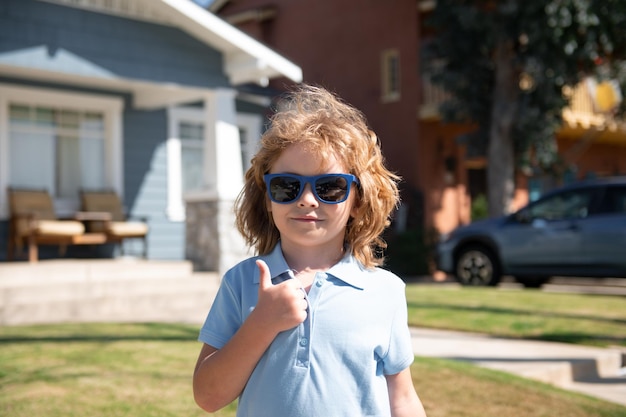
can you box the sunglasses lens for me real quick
[315,176,349,202]
[268,176,302,203]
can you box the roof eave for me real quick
[154,0,302,85]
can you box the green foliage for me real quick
[384,227,438,277]
[471,193,489,220]
[424,0,626,171]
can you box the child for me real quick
[193,84,428,417]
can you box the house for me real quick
[211,0,626,246]
[0,0,302,274]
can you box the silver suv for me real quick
[435,177,626,287]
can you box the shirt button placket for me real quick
[295,272,328,368]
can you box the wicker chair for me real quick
[80,190,149,258]
[7,188,107,262]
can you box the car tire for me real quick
[514,276,550,288]
[454,245,501,286]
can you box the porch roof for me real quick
[0,0,302,108]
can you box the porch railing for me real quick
[420,76,624,132]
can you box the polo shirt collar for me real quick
[326,253,368,290]
[254,242,368,290]
[253,243,292,284]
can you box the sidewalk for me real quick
[410,327,626,407]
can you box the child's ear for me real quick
[349,196,361,218]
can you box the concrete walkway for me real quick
[410,327,626,407]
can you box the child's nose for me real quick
[297,183,319,206]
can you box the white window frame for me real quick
[0,83,123,218]
[237,113,263,172]
[166,107,263,222]
[166,106,206,222]
[381,49,401,103]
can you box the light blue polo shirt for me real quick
[198,243,414,417]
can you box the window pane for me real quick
[60,110,80,129]
[604,187,626,214]
[180,121,204,192]
[35,107,56,127]
[180,122,204,141]
[57,135,81,198]
[239,127,249,171]
[9,131,55,191]
[9,105,30,124]
[82,112,104,132]
[181,147,203,192]
[530,191,592,220]
[81,137,105,189]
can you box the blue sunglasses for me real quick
[264,173,359,204]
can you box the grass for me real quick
[1,322,624,417]
[405,285,626,347]
[1,285,625,417]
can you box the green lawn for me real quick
[405,285,626,347]
[1,285,625,417]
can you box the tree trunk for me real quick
[487,40,518,217]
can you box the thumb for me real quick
[256,259,272,290]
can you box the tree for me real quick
[424,0,626,216]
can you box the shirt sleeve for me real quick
[198,275,243,349]
[382,285,415,375]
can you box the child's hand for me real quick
[253,259,308,335]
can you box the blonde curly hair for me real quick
[235,84,400,269]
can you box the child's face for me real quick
[267,142,357,252]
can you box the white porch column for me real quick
[202,89,249,275]
[204,89,244,198]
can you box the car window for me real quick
[528,189,593,221]
[601,186,626,214]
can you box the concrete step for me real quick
[0,258,194,284]
[0,260,220,325]
[411,327,626,406]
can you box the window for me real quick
[237,113,262,172]
[602,186,626,214]
[166,105,262,222]
[381,49,401,102]
[528,190,593,221]
[179,121,204,193]
[9,104,105,198]
[166,107,205,221]
[0,84,123,218]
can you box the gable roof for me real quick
[151,0,302,85]
[34,0,302,86]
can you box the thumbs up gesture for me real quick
[254,260,308,335]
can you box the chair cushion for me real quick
[107,221,148,237]
[32,220,85,236]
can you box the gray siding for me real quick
[124,108,185,260]
[0,0,230,88]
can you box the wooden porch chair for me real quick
[7,187,106,262]
[80,190,149,258]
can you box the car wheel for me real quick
[514,276,550,288]
[454,245,501,286]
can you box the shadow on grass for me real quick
[408,302,626,346]
[407,301,626,325]
[530,332,626,346]
[0,322,201,344]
